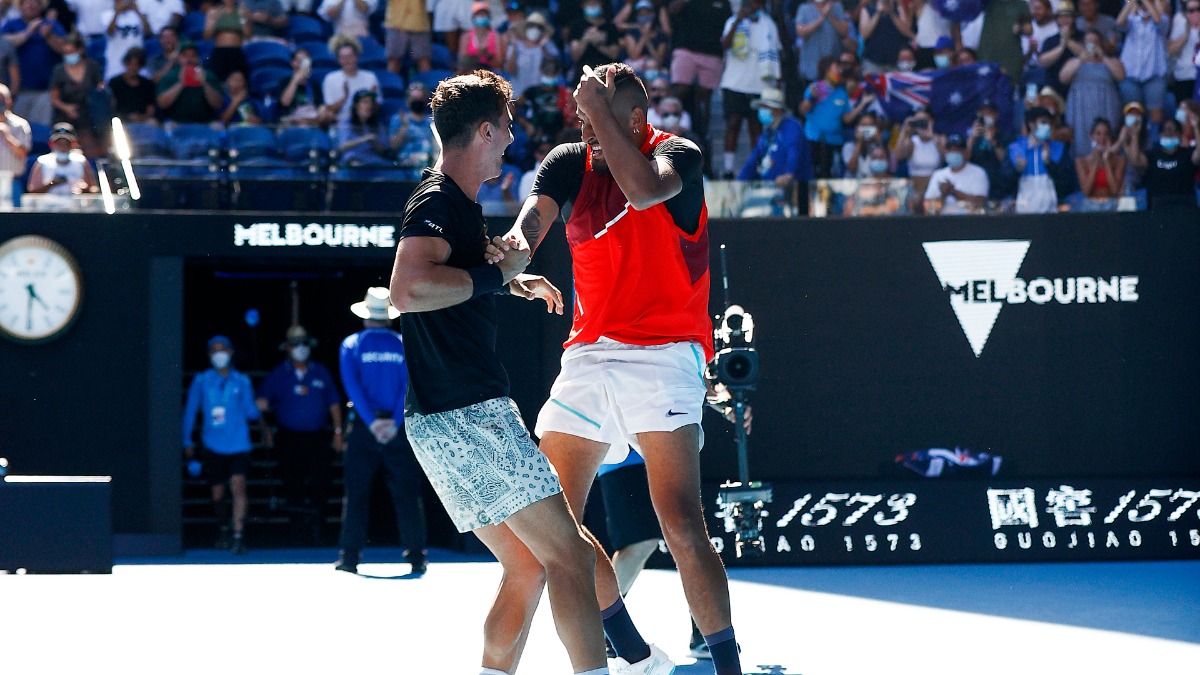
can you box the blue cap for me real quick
[207,335,232,351]
[934,36,954,52]
[945,133,966,148]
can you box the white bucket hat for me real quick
[751,87,787,111]
[350,287,401,320]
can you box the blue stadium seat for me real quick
[29,122,50,153]
[375,70,405,101]
[378,98,403,124]
[144,37,162,61]
[229,156,298,179]
[250,67,292,97]
[311,67,335,91]
[226,125,278,159]
[195,40,214,60]
[124,122,171,158]
[86,36,106,63]
[244,41,292,70]
[298,42,337,70]
[181,11,206,40]
[430,44,453,70]
[412,69,454,92]
[170,124,223,160]
[358,36,387,71]
[277,126,332,163]
[286,14,328,44]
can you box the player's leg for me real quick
[638,425,741,675]
[612,539,659,595]
[502,493,607,674]
[471,523,547,674]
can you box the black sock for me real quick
[705,627,741,675]
[601,598,651,663]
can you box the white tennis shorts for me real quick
[534,339,707,464]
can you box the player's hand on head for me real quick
[574,65,615,116]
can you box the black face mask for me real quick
[409,100,426,115]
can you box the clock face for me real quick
[0,235,83,343]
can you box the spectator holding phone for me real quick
[155,41,224,124]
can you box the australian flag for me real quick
[929,0,985,23]
[865,63,1013,137]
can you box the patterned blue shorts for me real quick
[405,397,562,532]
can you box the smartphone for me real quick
[183,65,200,87]
[911,118,929,130]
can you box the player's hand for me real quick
[495,242,531,282]
[720,403,752,434]
[511,274,564,314]
[574,65,615,118]
[485,235,524,263]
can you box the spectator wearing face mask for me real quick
[738,87,810,193]
[846,145,903,214]
[506,12,559,96]
[460,1,506,71]
[1076,117,1126,207]
[968,102,1017,200]
[256,326,344,546]
[183,335,263,554]
[860,0,913,73]
[717,0,780,178]
[26,123,98,194]
[911,0,952,70]
[1062,29,1124,157]
[895,45,918,72]
[844,112,885,177]
[1010,107,1068,212]
[800,56,850,178]
[647,93,693,134]
[1115,100,1150,184]
[931,35,955,70]
[390,81,437,179]
[516,58,571,138]
[1132,117,1200,209]
[894,109,943,204]
[569,0,622,81]
[622,0,670,74]
[923,133,989,213]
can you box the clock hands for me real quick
[26,283,49,309]
[25,283,49,331]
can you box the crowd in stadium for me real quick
[0,0,1198,212]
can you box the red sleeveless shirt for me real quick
[562,125,714,361]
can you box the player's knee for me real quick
[658,512,710,555]
[543,530,595,578]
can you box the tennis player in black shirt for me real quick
[389,70,611,675]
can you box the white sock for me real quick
[479,669,508,675]
[723,151,735,172]
[574,669,609,675]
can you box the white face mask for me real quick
[55,150,71,162]
[291,345,311,362]
[210,351,231,369]
[897,60,916,72]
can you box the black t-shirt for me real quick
[670,0,731,56]
[1039,34,1072,98]
[568,20,623,77]
[531,137,705,236]
[1144,146,1198,204]
[108,74,156,118]
[398,169,511,416]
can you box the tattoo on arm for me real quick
[519,204,543,250]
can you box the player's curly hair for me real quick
[431,70,513,149]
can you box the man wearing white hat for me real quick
[739,86,810,193]
[257,325,344,545]
[334,287,428,575]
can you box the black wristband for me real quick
[468,264,505,298]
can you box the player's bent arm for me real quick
[389,236,477,313]
[504,194,561,255]
[587,104,683,210]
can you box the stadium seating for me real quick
[181,11,206,40]
[124,123,171,159]
[298,42,337,70]
[412,69,454,93]
[144,37,162,61]
[357,36,387,71]
[29,123,50,154]
[170,124,223,161]
[226,126,279,160]
[430,44,453,71]
[278,126,333,164]
[244,41,293,71]
[378,99,404,124]
[286,14,329,44]
[375,70,405,101]
[250,67,292,97]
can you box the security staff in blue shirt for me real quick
[183,335,263,553]
[257,325,344,544]
[335,287,428,574]
[739,87,811,211]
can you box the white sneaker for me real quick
[610,644,675,675]
[687,640,711,660]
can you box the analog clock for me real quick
[0,235,83,343]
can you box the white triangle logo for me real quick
[923,240,1031,357]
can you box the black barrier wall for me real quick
[0,211,1196,560]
